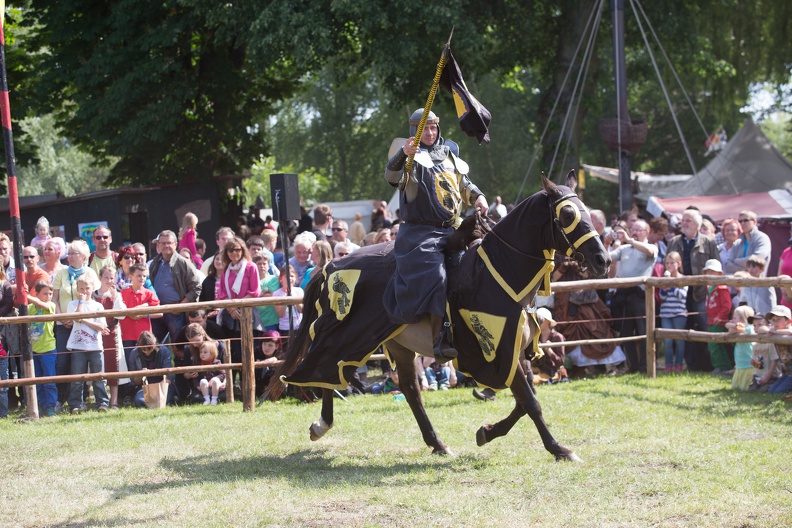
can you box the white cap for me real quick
[766,305,792,320]
[536,307,557,326]
[703,259,723,273]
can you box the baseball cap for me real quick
[536,307,557,326]
[766,305,791,320]
[702,259,723,273]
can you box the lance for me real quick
[403,28,454,176]
[0,5,38,419]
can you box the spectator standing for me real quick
[312,204,333,242]
[115,245,154,291]
[533,307,568,384]
[21,246,50,298]
[39,239,65,281]
[704,259,732,374]
[178,212,203,268]
[667,209,720,371]
[749,315,780,391]
[607,219,658,373]
[149,230,202,344]
[52,240,100,410]
[200,226,235,275]
[119,263,162,370]
[88,226,117,277]
[330,220,360,251]
[66,276,109,414]
[93,265,126,409]
[0,232,16,284]
[273,267,303,339]
[301,240,333,289]
[349,213,366,246]
[27,281,58,417]
[30,216,52,250]
[0,332,10,418]
[289,233,315,285]
[739,256,776,315]
[217,237,262,374]
[776,225,792,312]
[725,210,772,276]
[658,251,687,373]
[718,218,743,266]
[255,255,280,332]
[260,229,281,274]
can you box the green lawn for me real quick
[2,373,790,527]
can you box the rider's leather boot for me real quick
[433,319,458,364]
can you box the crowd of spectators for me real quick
[1,200,791,420]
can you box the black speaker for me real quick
[270,173,301,221]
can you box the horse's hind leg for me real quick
[309,388,334,441]
[510,363,581,462]
[390,343,453,455]
[475,403,524,447]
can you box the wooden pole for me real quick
[223,339,234,403]
[644,284,656,378]
[240,308,255,412]
[655,328,792,345]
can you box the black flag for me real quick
[439,49,491,144]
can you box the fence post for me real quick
[223,339,234,404]
[240,307,256,412]
[645,283,656,378]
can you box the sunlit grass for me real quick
[2,373,790,527]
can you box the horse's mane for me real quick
[264,272,324,400]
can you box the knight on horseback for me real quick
[383,109,489,363]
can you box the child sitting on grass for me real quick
[727,305,755,391]
[371,368,400,395]
[194,341,225,405]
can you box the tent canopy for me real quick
[646,189,792,223]
[646,117,792,199]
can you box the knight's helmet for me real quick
[408,108,440,142]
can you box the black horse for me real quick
[268,172,611,460]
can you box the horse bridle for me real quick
[475,192,596,266]
[551,193,598,269]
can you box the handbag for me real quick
[142,378,168,409]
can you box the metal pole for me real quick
[611,0,632,214]
[0,12,38,419]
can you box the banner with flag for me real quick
[439,49,491,144]
[704,126,727,156]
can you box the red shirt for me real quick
[119,286,160,341]
[24,267,51,298]
[706,284,731,326]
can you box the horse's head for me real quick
[542,171,611,278]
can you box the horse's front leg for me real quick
[309,388,334,441]
[392,346,453,455]
[510,362,581,462]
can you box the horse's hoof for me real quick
[309,418,332,441]
[476,425,490,447]
[432,446,454,456]
[555,452,583,462]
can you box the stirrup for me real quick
[434,320,458,363]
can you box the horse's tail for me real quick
[264,271,324,400]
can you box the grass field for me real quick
[2,373,791,527]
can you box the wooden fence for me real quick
[2,274,792,419]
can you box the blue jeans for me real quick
[151,313,186,345]
[0,356,8,418]
[33,350,58,410]
[425,366,450,387]
[55,324,74,404]
[68,350,109,409]
[768,374,792,394]
[661,316,686,368]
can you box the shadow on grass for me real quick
[43,514,170,528]
[110,449,445,502]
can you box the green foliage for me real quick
[243,155,332,209]
[15,114,116,197]
[759,112,792,161]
